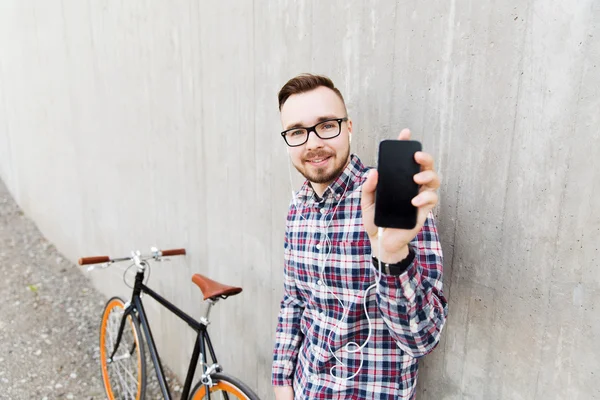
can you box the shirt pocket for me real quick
[287,238,321,298]
[329,240,373,293]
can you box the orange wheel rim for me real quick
[100,299,143,400]
[191,380,250,399]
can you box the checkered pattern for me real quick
[272,155,448,399]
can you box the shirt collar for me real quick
[296,154,367,203]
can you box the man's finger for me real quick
[398,128,411,141]
[415,151,434,171]
[411,190,438,208]
[414,170,440,189]
[361,169,378,209]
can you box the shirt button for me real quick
[335,194,341,200]
[316,243,321,250]
[316,279,323,286]
[320,208,327,215]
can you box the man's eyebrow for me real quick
[284,115,342,130]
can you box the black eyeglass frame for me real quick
[280,117,349,147]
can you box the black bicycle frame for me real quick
[110,270,219,400]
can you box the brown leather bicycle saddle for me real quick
[191,273,242,300]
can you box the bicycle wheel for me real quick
[189,373,260,400]
[100,296,146,400]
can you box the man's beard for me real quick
[294,145,350,185]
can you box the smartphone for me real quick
[374,140,422,229]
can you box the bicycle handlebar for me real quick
[78,256,110,265]
[78,248,186,266]
[161,248,186,256]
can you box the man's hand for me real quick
[361,128,440,263]
[274,385,294,400]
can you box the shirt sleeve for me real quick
[374,211,448,358]
[272,225,305,386]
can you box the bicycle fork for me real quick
[108,302,136,363]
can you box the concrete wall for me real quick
[1,1,598,398]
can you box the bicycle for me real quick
[79,247,260,400]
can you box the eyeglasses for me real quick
[280,117,348,147]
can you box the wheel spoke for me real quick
[112,352,126,396]
[113,356,136,399]
[115,357,139,385]
[112,361,126,397]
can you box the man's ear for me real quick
[347,118,353,143]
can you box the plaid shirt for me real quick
[272,154,448,399]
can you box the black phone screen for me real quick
[374,140,422,229]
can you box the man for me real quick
[272,74,448,400]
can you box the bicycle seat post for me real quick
[200,298,217,326]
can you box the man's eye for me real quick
[289,130,305,137]
[322,123,335,130]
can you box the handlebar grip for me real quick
[78,256,110,265]
[161,248,186,256]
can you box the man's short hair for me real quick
[278,73,347,111]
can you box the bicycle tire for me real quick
[189,373,260,400]
[99,296,147,400]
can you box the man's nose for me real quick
[305,129,325,151]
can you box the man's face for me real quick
[280,86,352,186]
